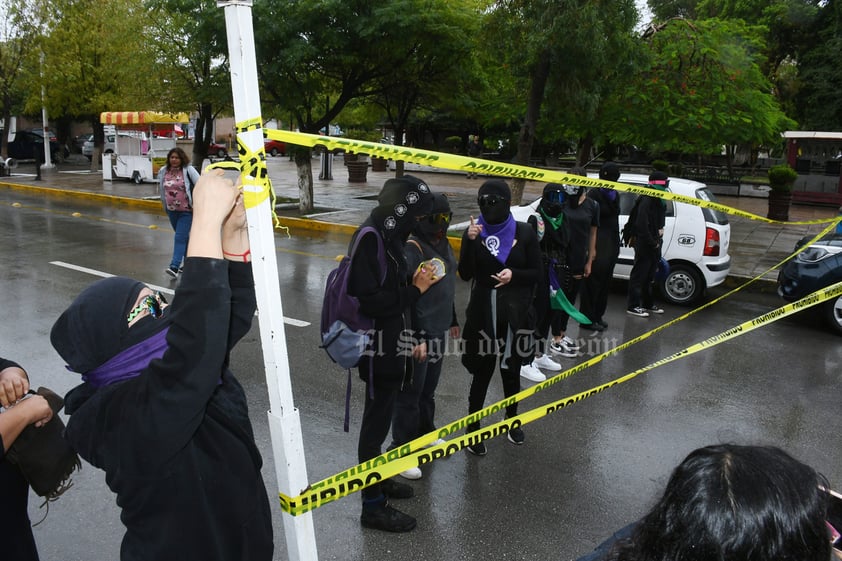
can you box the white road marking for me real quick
[50,261,310,327]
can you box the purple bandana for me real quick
[81,328,169,387]
[478,213,516,265]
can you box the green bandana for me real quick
[539,207,564,230]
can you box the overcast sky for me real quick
[636,0,653,29]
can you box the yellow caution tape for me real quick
[257,129,842,514]
[278,278,842,515]
[205,119,287,233]
[266,129,840,227]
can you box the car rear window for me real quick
[618,186,675,217]
[696,188,729,225]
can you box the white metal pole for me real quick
[40,52,54,169]
[216,2,318,559]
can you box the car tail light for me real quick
[703,227,720,256]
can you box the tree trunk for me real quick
[576,134,594,167]
[192,102,213,166]
[511,50,551,205]
[295,149,314,213]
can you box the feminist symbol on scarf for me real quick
[484,235,501,256]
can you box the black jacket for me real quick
[458,222,541,366]
[634,195,666,251]
[349,227,422,390]
[63,258,273,561]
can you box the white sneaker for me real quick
[561,335,580,350]
[533,355,561,371]
[520,363,546,382]
[399,466,422,480]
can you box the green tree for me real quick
[145,0,232,165]
[795,0,842,130]
[603,18,794,169]
[37,0,159,169]
[254,0,480,213]
[484,0,640,204]
[366,1,479,175]
[0,0,46,159]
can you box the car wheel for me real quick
[131,171,142,184]
[822,296,842,335]
[270,148,279,157]
[659,263,704,305]
[217,149,227,158]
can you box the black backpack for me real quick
[621,196,642,247]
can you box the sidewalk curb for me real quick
[1,178,779,293]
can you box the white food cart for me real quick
[100,111,189,183]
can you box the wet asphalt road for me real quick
[2,189,841,561]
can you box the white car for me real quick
[510,173,732,305]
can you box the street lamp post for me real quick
[40,51,54,170]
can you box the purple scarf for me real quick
[81,328,169,387]
[478,213,516,265]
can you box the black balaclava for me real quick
[540,183,565,217]
[50,277,171,374]
[477,179,511,225]
[415,192,452,243]
[370,175,434,242]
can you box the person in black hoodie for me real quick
[459,179,541,456]
[627,171,668,317]
[50,170,274,561]
[348,175,437,533]
[0,358,53,561]
[580,161,623,330]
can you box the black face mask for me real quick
[478,194,510,224]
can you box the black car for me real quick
[777,232,842,334]
[5,130,63,162]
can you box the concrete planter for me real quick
[767,190,792,221]
[371,157,388,172]
[347,160,369,183]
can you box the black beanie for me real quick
[51,277,146,374]
[649,170,669,184]
[372,174,433,239]
[477,178,511,201]
[600,161,620,182]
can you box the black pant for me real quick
[627,244,659,309]
[358,383,397,501]
[581,250,619,323]
[466,343,521,432]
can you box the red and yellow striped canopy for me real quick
[100,111,189,125]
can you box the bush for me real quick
[768,164,798,193]
[445,136,463,152]
[652,159,669,172]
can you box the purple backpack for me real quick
[320,226,385,430]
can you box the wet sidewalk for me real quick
[1,154,838,285]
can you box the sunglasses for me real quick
[478,194,508,207]
[126,292,168,325]
[544,190,564,204]
[428,212,453,225]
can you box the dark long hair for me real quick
[609,444,831,561]
[165,147,190,170]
